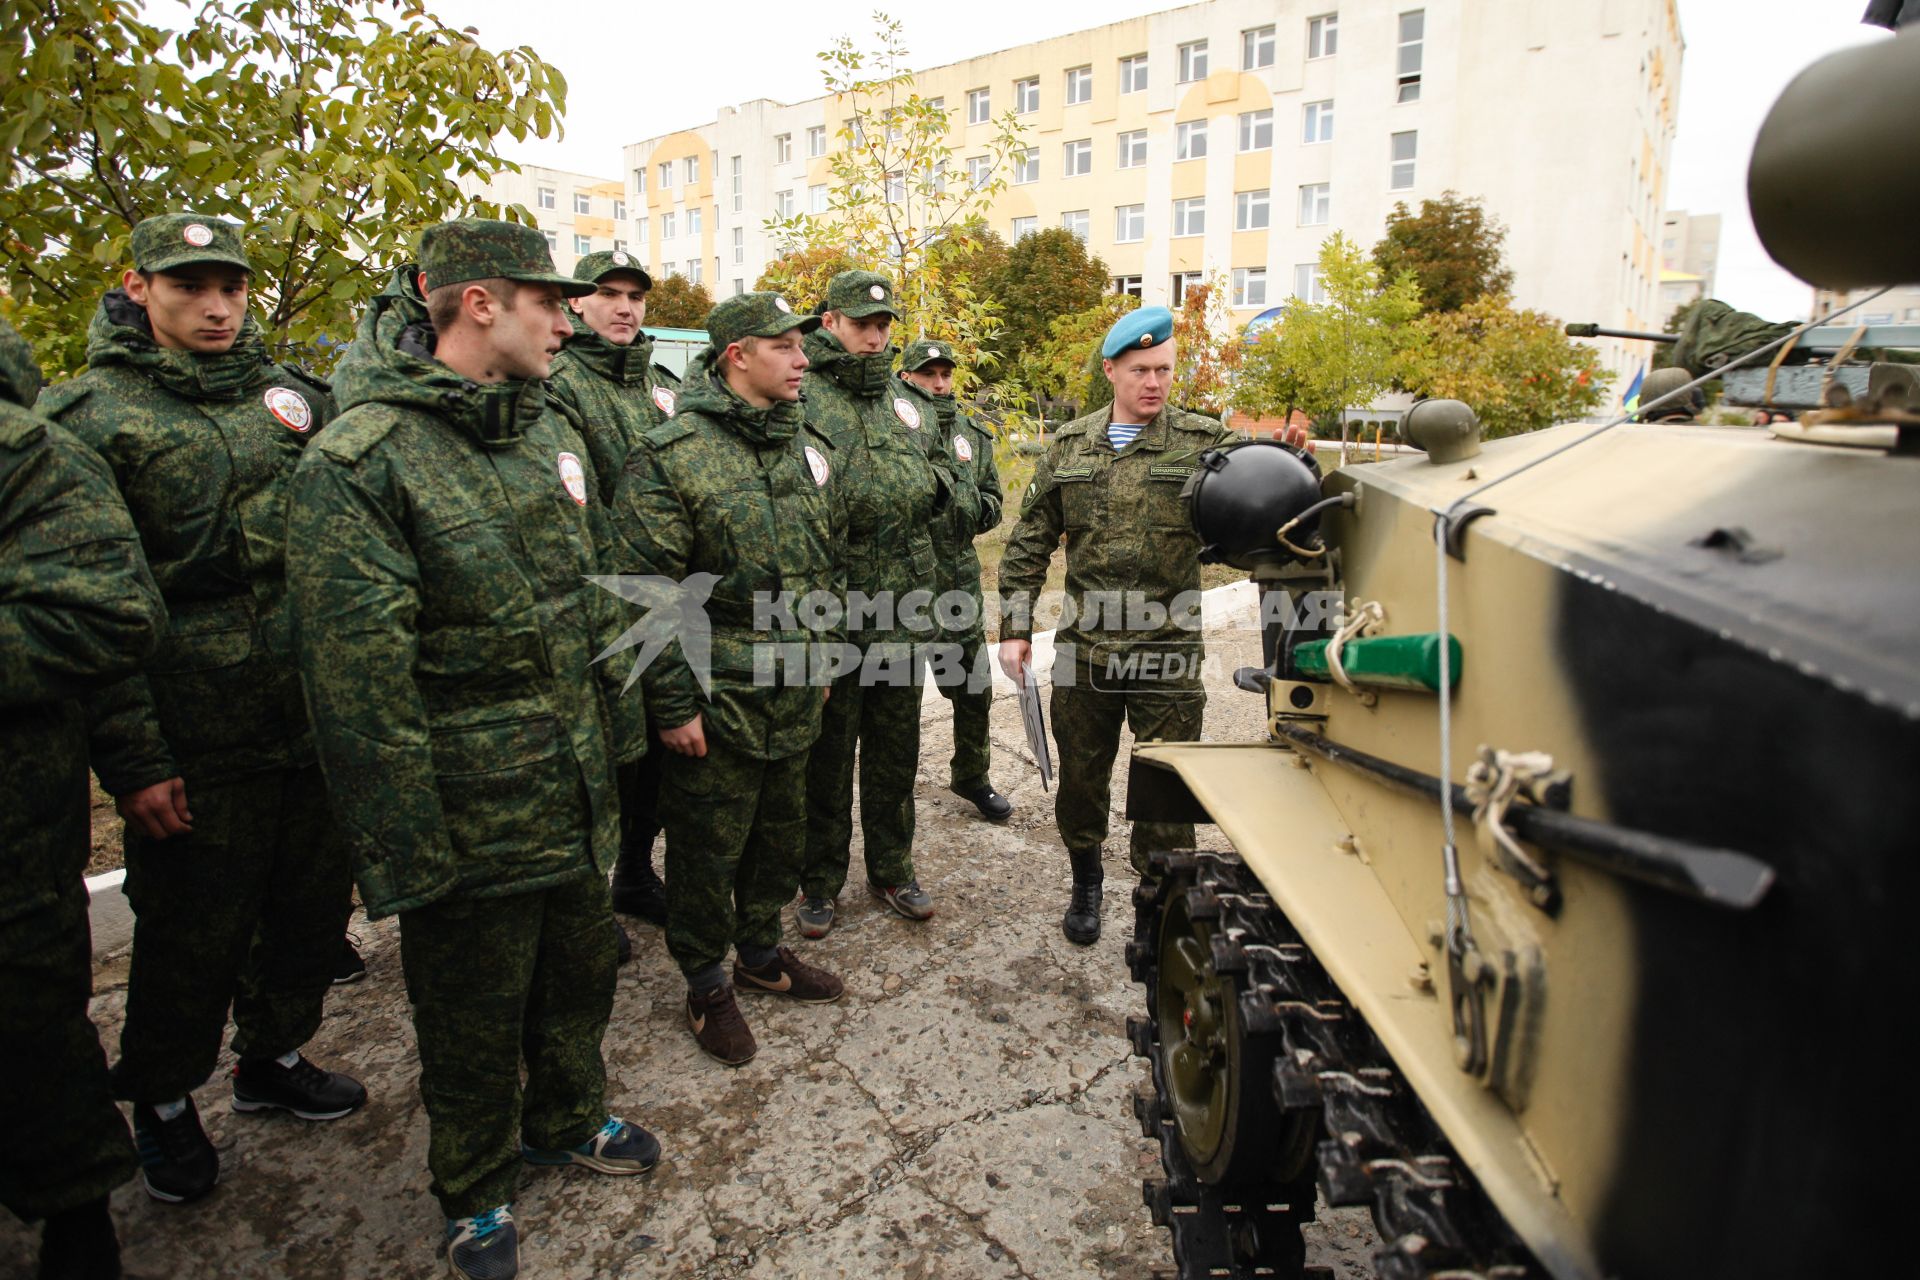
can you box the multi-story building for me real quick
[460,164,629,276]
[1657,208,1720,322]
[1812,284,1920,328]
[620,0,1681,381]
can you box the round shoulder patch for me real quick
[262,386,313,433]
[892,397,921,431]
[804,444,830,487]
[952,433,973,462]
[652,385,676,416]
[183,222,214,247]
[557,451,589,505]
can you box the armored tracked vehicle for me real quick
[1122,15,1918,1278]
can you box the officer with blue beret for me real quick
[996,305,1237,944]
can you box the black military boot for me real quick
[610,848,668,926]
[38,1196,119,1280]
[1062,849,1104,946]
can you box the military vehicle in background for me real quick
[1121,9,1917,1277]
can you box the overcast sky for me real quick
[426,0,1888,321]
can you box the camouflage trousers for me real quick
[612,749,665,882]
[0,880,135,1219]
[929,635,993,791]
[397,872,615,1218]
[801,648,922,899]
[662,739,806,978]
[1050,678,1206,876]
[111,764,352,1103]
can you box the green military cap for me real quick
[821,269,900,319]
[419,218,595,297]
[706,291,820,353]
[574,249,654,291]
[899,339,958,372]
[130,213,252,275]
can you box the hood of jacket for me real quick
[0,318,43,409]
[329,267,546,449]
[677,357,803,448]
[561,310,658,386]
[85,289,273,402]
[804,327,895,397]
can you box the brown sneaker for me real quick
[686,984,757,1066]
[733,946,845,1004]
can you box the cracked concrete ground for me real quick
[2,602,1377,1278]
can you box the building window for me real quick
[573,191,591,215]
[1013,147,1039,184]
[543,229,558,251]
[685,155,700,184]
[1298,183,1330,225]
[1115,204,1145,243]
[1232,267,1268,307]
[730,156,742,212]
[1014,77,1039,114]
[1171,271,1203,304]
[1063,138,1092,176]
[885,171,905,202]
[774,189,795,218]
[1117,130,1148,168]
[1235,189,1271,231]
[1243,25,1276,69]
[967,155,992,188]
[615,239,631,255]
[686,258,702,284]
[1294,262,1327,303]
[688,208,703,235]
[1119,53,1148,93]
[661,212,677,239]
[1061,210,1090,241]
[636,216,648,243]
[658,162,674,189]
[806,126,827,157]
[734,278,745,296]
[1391,130,1418,189]
[774,134,792,163]
[810,184,829,213]
[574,233,592,255]
[1173,197,1206,237]
[1065,65,1092,104]
[1397,10,1424,103]
[732,227,744,264]
[1308,13,1339,58]
[661,261,675,277]
[537,186,556,210]
[1175,120,1208,161]
[1303,100,1334,143]
[1239,109,1273,151]
[927,96,944,119]
[968,87,991,124]
[1177,40,1209,82]
[1012,215,1037,240]
[844,117,864,146]
[1114,275,1144,298]
[633,168,646,193]
[612,199,626,221]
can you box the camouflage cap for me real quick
[419,218,595,297]
[900,338,958,372]
[821,269,900,319]
[574,249,654,292]
[131,214,252,275]
[706,291,820,353]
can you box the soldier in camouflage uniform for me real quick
[895,339,1011,823]
[997,307,1236,945]
[609,292,847,1066]
[39,214,366,1206]
[547,249,681,930]
[795,271,969,938]
[286,220,660,1280]
[0,316,165,1280]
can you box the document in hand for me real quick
[1018,663,1053,792]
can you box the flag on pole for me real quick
[1622,365,1646,415]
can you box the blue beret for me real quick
[1101,306,1175,360]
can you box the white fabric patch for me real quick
[928,345,942,359]
[652,386,676,415]
[774,296,793,314]
[183,223,213,247]
[557,451,589,505]
[805,444,830,486]
[953,433,972,462]
[262,387,312,432]
[892,397,921,431]
[611,250,630,266]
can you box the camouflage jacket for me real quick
[999,404,1235,666]
[0,319,165,951]
[893,376,1000,615]
[801,330,966,648]
[286,297,633,917]
[39,292,335,792]
[546,316,682,504]
[610,363,846,760]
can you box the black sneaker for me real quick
[38,1195,119,1280]
[951,781,1013,822]
[332,933,367,985]
[610,858,668,926]
[232,1054,367,1121]
[132,1100,217,1204]
[445,1205,518,1279]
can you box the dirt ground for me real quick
[10,610,1379,1279]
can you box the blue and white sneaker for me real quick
[445,1205,517,1279]
[521,1116,661,1175]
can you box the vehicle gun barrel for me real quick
[1564,323,1678,343]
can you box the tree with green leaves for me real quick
[1237,234,1425,437]
[645,275,716,329]
[0,0,567,374]
[1011,293,1137,419]
[1170,278,1244,418]
[983,227,1109,371]
[754,243,858,305]
[1372,191,1514,316]
[1408,295,1613,438]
